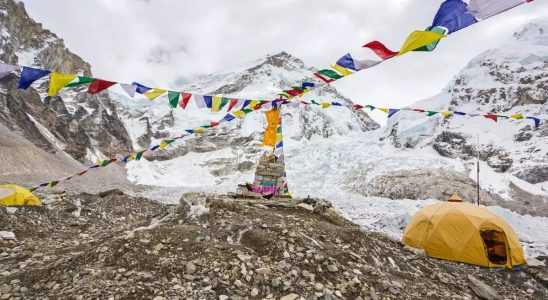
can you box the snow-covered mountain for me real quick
[0,0,132,184]
[113,51,379,190]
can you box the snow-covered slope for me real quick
[118,19,548,257]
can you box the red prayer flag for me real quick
[286,89,302,97]
[484,114,498,122]
[87,79,117,94]
[363,41,399,60]
[413,108,426,112]
[179,93,192,109]
[314,73,334,83]
[227,98,239,111]
[210,122,220,127]
[354,104,364,110]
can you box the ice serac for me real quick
[371,18,548,215]
[0,0,132,177]
[118,51,379,191]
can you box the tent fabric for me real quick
[432,0,477,34]
[0,184,42,207]
[402,202,525,268]
[468,0,527,20]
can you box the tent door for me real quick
[480,230,508,265]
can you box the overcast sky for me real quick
[22,0,548,124]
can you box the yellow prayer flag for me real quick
[378,107,389,113]
[232,110,245,118]
[441,111,453,117]
[248,100,259,109]
[262,109,280,147]
[331,64,353,76]
[212,96,222,112]
[193,128,205,134]
[321,102,332,108]
[275,132,283,144]
[159,141,168,150]
[510,113,523,120]
[144,88,166,100]
[48,72,77,96]
[398,31,445,56]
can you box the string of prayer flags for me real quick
[65,76,95,88]
[87,79,117,94]
[432,0,477,34]
[48,72,77,96]
[0,63,19,79]
[28,105,258,192]
[398,31,446,56]
[18,67,50,90]
[144,88,167,100]
[468,0,532,20]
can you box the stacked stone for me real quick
[235,152,287,198]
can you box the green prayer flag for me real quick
[65,76,95,88]
[135,151,143,161]
[414,26,446,52]
[311,100,320,105]
[317,69,343,80]
[427,111,439,116]
[168,91,180,108]
[365,105,376,111]
[242,108,253,114]
[220,97,230,110]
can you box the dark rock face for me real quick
[0,0,132,163]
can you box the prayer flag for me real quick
[0,63,19,79]
[317,69,344,80]
[18,67,50,90]
[336,53,381,71]
[48,72,77,96]
[301,82,315,89]
[484,114,498,122]
[262,109,280,147]
[87,79,117,94]
[179,93,192,109]
[194,95,207,108]
[65,76,95,88]
[120,83,137,97]
[232,110,245,118]
[526,117,540,128]
[378,107,389,114]
[413,26,447,52]
[168,91,180,108]
[398,31,445,56]
[132,82,152,94]
[227,98,240,111]
[211,96,223,112]
[441,111,453,117]
[510,113,523,120]
[144,88,166,100]
[454,111,466,115]
[427,111,439,116]
[203,96,213,109]
[322,102,332,108]
[432,0,477,34]
[363,41,399,60]
[388,109,400,118]
[314,72,335,83]
[468,0,528,20]
[331,64,353,76]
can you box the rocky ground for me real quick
[1,191,547,299]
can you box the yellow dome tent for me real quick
[0,184,42,207]
[402,196,525,268]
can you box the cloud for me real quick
[21,0,548,124]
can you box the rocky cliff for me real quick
[0,0,132,168]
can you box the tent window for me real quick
[480,230,507,265]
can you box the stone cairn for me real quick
[235,151,287,198]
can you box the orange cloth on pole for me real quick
[262,109,280,147]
